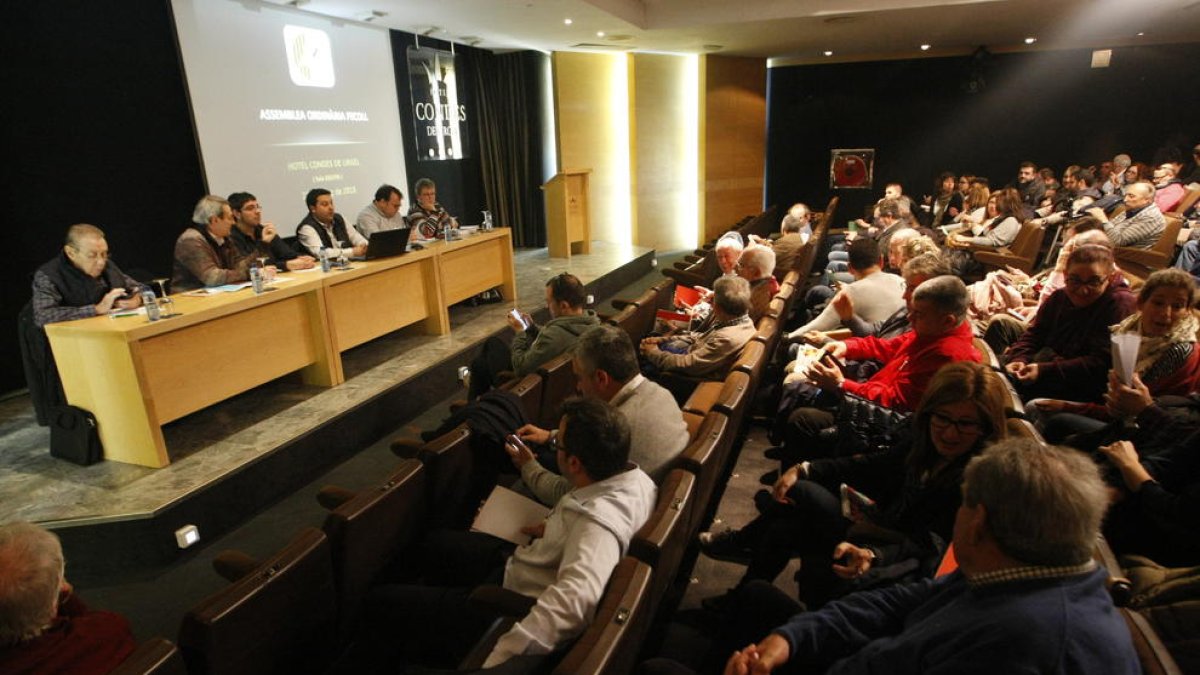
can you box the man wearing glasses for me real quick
[1087,181,1166,250]
[227,192,315,271]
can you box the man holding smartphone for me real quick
[467,273,599,399]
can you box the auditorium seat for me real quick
[1168,187,1200,218]
[731,340,768,389]
[550,557,655,675]
[415,423,482,530]
[319,459,428,641]
[1115,217,1183,285]
[178,528,338,675]
[536,352,578,428]
[675,412,733,537]
[504,372,544,422]
[1123,609,1185,675]
[110,638,187,675]
[630,469,697,603]
[1095,535,1135,608]
[974,221,1047,275]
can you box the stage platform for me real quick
[0,241,655,572]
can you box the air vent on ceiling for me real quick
[570,43,635,51]
[822,16,860,25]
[605,34,634,42]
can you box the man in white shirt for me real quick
[787,238,904,339]
[354,184,407,238]
[295,188,368,259]
[348,397,656,673]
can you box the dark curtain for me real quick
[472,52,548,248]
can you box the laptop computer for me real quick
[356,227,412,261]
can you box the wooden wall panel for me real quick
[702,56,767,242]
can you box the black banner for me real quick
[407,46,470,161]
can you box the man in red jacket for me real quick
[784,275,980,463]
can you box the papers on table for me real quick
[182,283,252,296]
[471,485,551,546]
[1112,333,1141,385]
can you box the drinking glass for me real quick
[152,278,175,318]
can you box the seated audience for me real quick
[1034,268,1200,442]
[347,398,655,672]
[227,191,315,271]
[749,203,810,281]
[808,252,950,343]
[787,238,904,339]
[736,244,779,323]
[700,362,1009,610]
[0,523,136,674]
[1002,244,1137,402]
[1152,163,1187,213]
[1100,428,1200,567]
[172,194,256,291]
[1030,168,1101,227]
[921,171,962,228]
[1089,181,1166,250]
[641,275,756,381]
[512,324,689,500]
[355,184,407,238]
[1014,161,1045,208]
[954,183,990,229]
[779,276,980,464]
[468,272,598,399]
[295,188,368,260]
[32,224,143,326]
[1103,153,1133,196]
[944,188,1024,278]
[405,178,456,239]
[705,440,1138,675]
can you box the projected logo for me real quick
[283,25,335,88]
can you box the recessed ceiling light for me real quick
[1024,37,1037,44]
[823,50,833,56]
[597,31,605,37]
[564,18,573,25]
[920,44,931,51]
[1137,32,1145,36]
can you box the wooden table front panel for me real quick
[324,260,435,351]
[440,236,508,305]
[138,294,323,424]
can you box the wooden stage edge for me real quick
[53,248,654,578]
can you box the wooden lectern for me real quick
[542,169,591,258]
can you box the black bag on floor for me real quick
[49,405,103,465]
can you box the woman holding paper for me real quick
[1034,268,1200,442]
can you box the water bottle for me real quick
[141,289,161,321]
[482,210,493,231]
[319,246,331,273]
[249,265,264,294]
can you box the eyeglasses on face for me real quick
[929,411,984,435]
[1065,275,1107,289]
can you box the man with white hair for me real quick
[172,194,256,291]
[0,523,135,672]
[1088,181,1166,249]
[750,203,811,281]
[1103,153,1133,196]
[736,244,779,323]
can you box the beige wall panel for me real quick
[553,52,632,245]
[703,55,767,242]
[632,53,697,252]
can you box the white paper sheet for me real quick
[471,485,551,546]
[1111,333,1141,385]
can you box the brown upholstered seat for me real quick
[178,528,338,675]
[550,557,655,675]
[110,638,187,675]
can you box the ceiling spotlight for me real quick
[563,18,573,25]
[920,44,931,51]
[823,50,833,56]
[1137,32,1145,36]
[1024,37,1037,44]
[597,31,605,37]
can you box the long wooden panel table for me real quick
[45,228,516,468]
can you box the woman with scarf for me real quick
[1035,268,1200,443]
